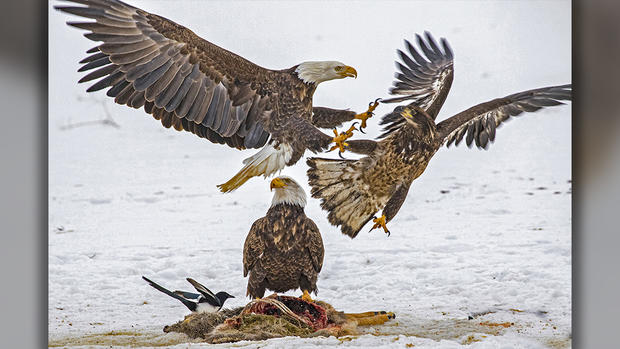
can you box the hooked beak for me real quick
[339,65,357,79]
[401,107,415,120]
[270,177,287,191]
[402,105,432,120]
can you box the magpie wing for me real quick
[142,276,196,311]
[186,277,219,305]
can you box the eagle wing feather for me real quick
[56,0,275,149]
[302,218,324,273]
[307,157,382,238]
[382,31,454,119]
[438,84,572,149]
[243,218,266,277]
[311,107,357,129]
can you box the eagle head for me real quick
[270,176,307,207]
[400,105,436,140]
[295,61,357,84]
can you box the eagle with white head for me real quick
[243,176,324,301]
[56,0,378,192]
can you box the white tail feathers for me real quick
[306,157,379,238]
[218,143,293,193]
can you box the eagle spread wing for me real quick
[56,0,276,150]
[381,31,454,119]
[58,0,353,192]
[438,84,572,149]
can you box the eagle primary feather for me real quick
[307,32,571,238]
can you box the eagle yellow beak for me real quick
[401,105,431,120]
[270,177,287,191]
[339,66,357,79]
[401,107,415,119]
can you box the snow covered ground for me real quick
[49,1,571,348]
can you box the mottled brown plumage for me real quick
[56,0,361,191]
[307,32,572,238]
[243,177,324,299]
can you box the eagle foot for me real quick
[354,98,381,133]
[370,214,390,236]
[329,123,358,154]
[300,289,314,303]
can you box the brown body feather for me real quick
[243,204,324,298]
[308,106,438,238]
[307,32,571,238]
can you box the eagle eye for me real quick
[334,66,344,72]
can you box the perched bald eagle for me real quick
[56,0,376,192]
[243,176,324,301]
[307,32,572,238]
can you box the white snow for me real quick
[49,0,571,348]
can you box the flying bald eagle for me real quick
[243,176,324,301]
[56,0,377,192]
[307,31,572,238]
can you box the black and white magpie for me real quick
[142,276,234,313]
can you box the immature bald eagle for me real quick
[307,32,572,238]
[56,0,376,192]
[243,176,324,300]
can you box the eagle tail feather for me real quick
[218,142,293,192]
[307,157,376,238]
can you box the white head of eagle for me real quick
[270,176,307,208]
[295,61,357,84]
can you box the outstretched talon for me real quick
[329,122,358,155]
[354,98,381,133]
[301,289,314,303]
[370,214,390,236]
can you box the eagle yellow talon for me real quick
[354,98,381,131]
[330,123,357,154]
[301,290,314,303]
[370,214,390,236]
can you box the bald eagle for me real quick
[243,176,324,301]
[307,31,572,238]
[56,0,376,192]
